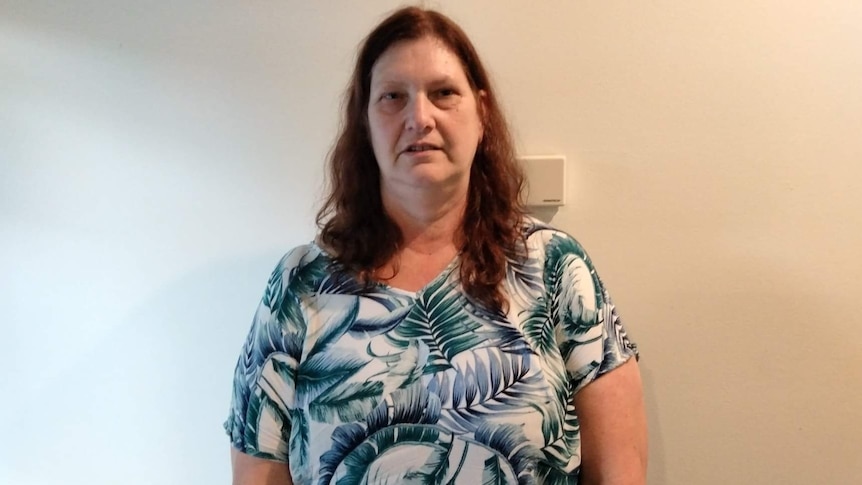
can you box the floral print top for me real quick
[225,219,638,484]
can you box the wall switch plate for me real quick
[519,155,566,206]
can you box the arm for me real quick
[231,447,293,485]
[574,357,648,485]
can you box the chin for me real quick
[404,168,468,190]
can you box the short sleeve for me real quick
[543,232,639,394]
[224,248,312,461]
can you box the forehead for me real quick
[370,36,469,84]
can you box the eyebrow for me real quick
[371,75,460,88]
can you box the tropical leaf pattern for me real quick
[225,219,639,484]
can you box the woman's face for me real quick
[367,36,484,196]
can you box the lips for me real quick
[403,143,440,153]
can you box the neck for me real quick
[381,183,468,254]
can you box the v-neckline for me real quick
[372,254,461,298]
[311,241,460,299]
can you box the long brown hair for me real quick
[316,6,526,313]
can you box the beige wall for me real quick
[2,0,860,483]
[447,1,862,483]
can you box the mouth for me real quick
[403,143,440,154]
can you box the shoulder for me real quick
[260,241,338,301]
[520,216,592,265]
[273,241,328,272]
[516,217,608,309]
[268,241,334,279]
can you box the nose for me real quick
[405,94,434,132]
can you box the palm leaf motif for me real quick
[365,383,443,432]
[316,262,412,311]
[503,218,550,310]
[599,286,639,372]
[251,354,314,467]
[320,413,531,484]
[260,252,290,313]
[306,295,360,357]
[294,352,368,407]
[243,246,327,374]
[429,348,547,434]
[296,297,386,423]
[460,293,532,355]
[386,276,485,373]
[230,248,324,440]
[315,263,368,295]
[318,384,443,485]
[483,456,507,485]
[319,423,368,485]
[473,422,543,484]
[365,338,428,396]
[349,305,412,338]
[238,388,287,460]
[543,234,601,338]
[269,248,329,330]
[542,236,567,335]
[540,394,581,471]
[309,380,384,423]
[505,251,545,310]
[520,296,555,355]
[334,425,450,485]
[239,387,265,453]
[524,353,571,449]
[288,408,310,476]
[287,296,365,411]
[534,465,579,485]
[233,303,300,394]
[257,354,299,415]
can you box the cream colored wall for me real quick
[457,2,862,483]
[1,1,860,484]
[451,2,862,483]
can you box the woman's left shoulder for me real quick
[519,216,593,264]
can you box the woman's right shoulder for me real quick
[264,241,334,285]
[274,241,325,269]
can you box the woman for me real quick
[226,6,647,485]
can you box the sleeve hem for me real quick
[223,419,290,463]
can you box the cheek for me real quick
[368,115,398,145]
[367,118,399,167]
[455,113,484,145]
[366,121,383,153]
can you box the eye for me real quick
[374,90,407,114]
[433,87,460,108]
[380,91,403,101]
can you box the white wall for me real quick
[2,1,860,484]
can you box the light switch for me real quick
[519,155,566,207]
